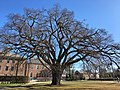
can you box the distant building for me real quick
[74,71,99,80]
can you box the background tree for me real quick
[0,5,120,85]
[65,64,75,80]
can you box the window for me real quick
[5,66,9,71]
[11,66,14,71]
[30,72,32,77]
[44,72,48,77]
[36,65,39,69]
[36,73,39,77]
[7,60,9,63]
[41,72,44,77]
[46,73,48,77]
[12,60,15,63]
[0,59,2,62]
[30,65,33,69]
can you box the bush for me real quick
[65,77,77,81]
[0,76,29,83]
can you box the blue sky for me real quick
[0,0,120,43]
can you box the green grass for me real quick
[0,81,120,90]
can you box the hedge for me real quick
[37,77,51,82]
[88,78,118,81]
[0,76,29,83]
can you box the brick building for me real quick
[0,52,51,81]
[28,59,50,80]
[0,52,27,76]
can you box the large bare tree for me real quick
[0,5,120,85]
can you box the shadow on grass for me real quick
[1,81,120,90]
[0,84,101,90]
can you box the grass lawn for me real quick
[0,81,120,90]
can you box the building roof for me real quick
[0,51,24,60]
[28,58,41,64]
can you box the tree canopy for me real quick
[0,5,120,85]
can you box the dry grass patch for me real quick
[24,81,120,90]
[1,81,120,90]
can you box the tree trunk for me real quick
[51,63,64,85]
[15,62,19,76]
[24,63,27,76]
[51,70,62,85]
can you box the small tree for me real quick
[0,5,120,85]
